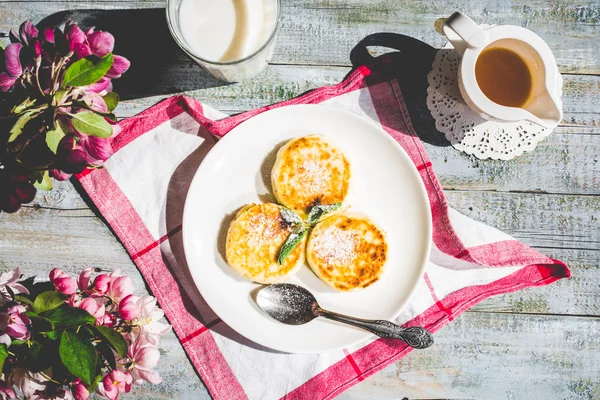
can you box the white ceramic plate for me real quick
[182,104,432,353]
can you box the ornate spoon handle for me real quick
[314,306,434,349]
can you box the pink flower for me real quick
[127,335,162,385]
[51,133,113,181]
[0,267,29,306]
[50,269,77,295]
[65,22,91,59]
[0,304,32,340]
[84,77,111,93]
[72,379,89,400]
[92,274,111,294]
[11,368,47,398]
[131,296,171,345]
[106,56,130,79]
[0,168,37,213]
[78,298,105,324]
[0,333,11,346]
[107,276,133,304]
[99,313,117,328]
[87,31,114,57]
[118,294,138,320]
[102,370,132,400]
[77,268,93,291]
[81,92,107,113]
[0,379,16,400]
[0,42,26,91]
[43,27,55,44]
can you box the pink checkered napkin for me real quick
[76,63,569,400]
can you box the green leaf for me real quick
[63,53,114,87]
[46,125,66,154]
[277,225,308,265]
[103,92,119,112]
[25,311,55,331]
[280,207,303,226]
[53,89,68,105]
[89,373,103,392]
[72,100,117,122]
[10,340,26,346]
[43,306,95,329]
[11,97,36,115]
[44,330,62,340]
[306,203,342,225]
[70,111,113,138]
[33,170,53,191]
[90,325,127,359]
[8,109,40,142]
[33,291,67,314]
[14,294,34,305]
[0,344,8,372]
[59,330,96,385]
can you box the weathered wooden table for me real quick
[2,1,599,399]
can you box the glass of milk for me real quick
[166,0,280,82]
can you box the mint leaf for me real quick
[280,207,303,226]
[43,306,95,328]
[59,330,96,385]
[277,225,307,265]
[90,325,127,359]
[306,203,342,225]
[33,170,53,191]
[63,53,114,87]
[70,111,113,138]
[33,291,67,314]
[0,344,8,372]
[103,92,119,112]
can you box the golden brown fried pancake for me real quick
[226,203,305,283]
[271,135,351,218]
[306,213,387,291]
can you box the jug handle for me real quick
[443,12,488,56]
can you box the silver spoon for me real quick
[256,283,434,349]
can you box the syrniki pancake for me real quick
[306,213,387,291]
[226,203,306,284]
[271,135,351,218]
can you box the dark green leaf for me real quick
[103,92,119,112]
[90,325,127,359]
[8,109,40,142]
[95,340,117,370]
[43,306,95,329]
[11,97,36,115]
[280,207,303,226]
[44,330,62,340]
[33,170,52,191]
[53,89,68,105]
[0,344,8,373]
[14,294,34,305]
[24,311,55,332]
[59,330,96,385]
[33,291,67,314]
[46,128,65,154]
[63,53,114,87]
[277,225,308,265]
[70,111,113,138]
[306,203,342,225]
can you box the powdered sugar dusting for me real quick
[313,228,358,267]
[299,159,328,193]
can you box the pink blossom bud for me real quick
[2,304,31,340]
[118,294,139,320]
[100,313,117,328]
[72,382,90,400]
[103,370,132,400]
[79,298,105,323]
[93,274,110,294]
[49,268,69,283]
[108,276,133,303]
[78,268,93,291]
[54,276,78,295]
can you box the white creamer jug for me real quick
[443,12,562,129]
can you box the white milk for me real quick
[178,0,277,63]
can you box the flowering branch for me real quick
[0,267,171,400]
[0,20,130,213]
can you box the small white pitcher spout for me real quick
[522,89,562,129]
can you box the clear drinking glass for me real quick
[166,0,281,82]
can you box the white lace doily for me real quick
[426,43,563,160]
